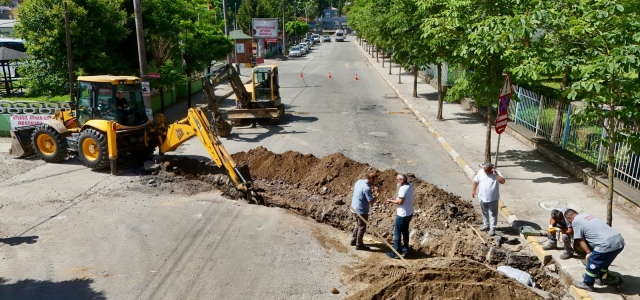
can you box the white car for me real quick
[289,46,301,57]
[298,43,309,54]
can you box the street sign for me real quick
[498,72,513,98]
[148,72,160,79]
[495,96,510,134]
[264,38,278,43]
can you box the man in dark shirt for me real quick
[115,91,128,109]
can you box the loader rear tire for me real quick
[78,129,110,169]
[32,125,68,163]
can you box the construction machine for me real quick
[10,75,252,197]
[202,63,284,134]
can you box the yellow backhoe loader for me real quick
[10,75,252,197]
[202,63,285,132]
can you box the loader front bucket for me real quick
[9,125,37,158]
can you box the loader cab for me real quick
[252,66,279,106]
[76,76,148,127]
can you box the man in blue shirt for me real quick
[350,171,384,250]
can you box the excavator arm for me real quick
[202,63,253,137]
[159,107,252,196]
[203,63,252,110]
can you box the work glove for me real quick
[548,226,556,236]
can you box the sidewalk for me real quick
[355,42,640,300]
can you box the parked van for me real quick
[335,30,345,42]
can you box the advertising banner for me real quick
[10,114,53,130]
[252,18,279,38]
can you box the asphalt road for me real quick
[0,38,473,299]
[190,39,471,199]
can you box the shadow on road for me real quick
[0,236,38,246]
[0,277,106,300]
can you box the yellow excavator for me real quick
[10,75,253,199]
[202,63,284,134]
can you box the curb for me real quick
[356,42,594,300]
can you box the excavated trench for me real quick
[145,147,567,299]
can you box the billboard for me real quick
[252,18,278,38]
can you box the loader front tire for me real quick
[32,125,68,163]
[78,129,110,169]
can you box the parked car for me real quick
[323,35,331,42]
[298,43,309,54]
[305,38,314,46]
[312,34,320,42]
[289,46,302,57]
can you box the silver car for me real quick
[298,43,309,54]
[289,46,301,57]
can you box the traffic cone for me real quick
[328,72,332,79]
[355,74,359,80]
[300,71,303,78]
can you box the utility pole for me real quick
[222,0,231,62]
[282,0,286,58]
[63,2,74,102]
[133,0,153,121]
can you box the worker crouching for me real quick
[542,208,574,260]
[565,209,625,291]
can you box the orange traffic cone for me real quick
[300,71,303,78]
[355,74,359,80]
[328,72,332,79]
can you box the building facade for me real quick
[317,7,347,31]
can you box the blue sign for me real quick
[309,23,315,28]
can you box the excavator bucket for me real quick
[216,120,233,137]
[9,125,37,158]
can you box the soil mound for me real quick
[233,147,477,231]
[344,258,543,300]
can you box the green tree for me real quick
[567,0,640,226]
[509,0,584,144]
[144,0,189,112]
[179,1,234,108]
[438,0,531,162]
[236,0,275,34]
[15,0,129,96]
[419,0,462,120]
[386,0,430,96]
[285,19,309,43]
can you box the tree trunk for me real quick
[371,45,375,58]
[398,64,402,84]
[382,55,385,67]
[485,100,492,163]
[376,47,379,62]
[187,78,192,109]
[551,66,571,143]
[606,113,615,226]
[412,65,418,97]
[389,57,392,75]
[436,63,443,120]
[160,87,165,113]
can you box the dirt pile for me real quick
[344,258,544,300]
[152,147,566,298]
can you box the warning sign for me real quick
[498,73,513,98]
[10,114,53,130]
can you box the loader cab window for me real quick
[76,82,93,126]
[114,85,148,125]
[253,68,272,101]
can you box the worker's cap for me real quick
[481,161,494,168]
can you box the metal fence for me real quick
[508,86,640,191]
[422,63,463,86]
